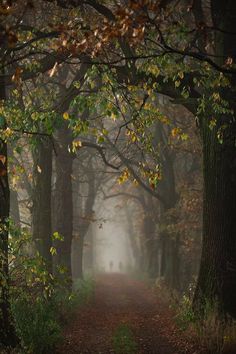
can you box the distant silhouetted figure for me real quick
[119,261,123,273]
[109,260,114,272]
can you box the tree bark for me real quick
[53,123,73,278]
[72,232,85,280]
[125,207,141,271]
[193,114,236,317]
[72,160,96,279]
[32,138,53,271]
[10,189,20,227]
[193,0,236,318]
[0,77,18,347]
[82,227,94,274]
[143,213,159,278]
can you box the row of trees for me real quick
[0,0,236,347]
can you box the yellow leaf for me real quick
[50,247,57,256]
[63,112,69,120]
[111,112,117,120]
[212,92,220,101]
[181,133,189,141]
[102,128,108,136]
[4,127,13,137]
[209,118,217,130]
[133,179,139,186]
[175,80,181,88]
[171,127,181,137]
[73,140,82,148]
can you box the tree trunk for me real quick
[72,234,84,280]
[125,208,141,271]
[0,79,18,347]
[193,115,236,317]
[158,172,180,289]
[10,189,20,227]
[193,0,236,318]
[53,124,73,278]
[72,159,96,279]
[83,226,95,274]
[160,233,167,277]
[167,235,180,290]
[32,138,53,271]
[143,214,159,278]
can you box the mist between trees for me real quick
[0,0,236,352]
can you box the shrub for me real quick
[12,294,61,354]
[73,276,95,306]
[175,294,197,331]
[175,295,236,353]
[8,227,95,353]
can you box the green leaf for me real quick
[50,247,57,256]
[97,136,105,143]
[0,116,5,128]
[52,232,64,242]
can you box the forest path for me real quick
[56,274,199,354]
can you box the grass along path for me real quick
[56,274,202,354]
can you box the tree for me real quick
[1,0,236,335]
[32,137,53,270]
[0,3,74,342]
[72,155,96,279]
[65,0,236,318]
[193,0,236,317]
[0,78,18,347]
[53,122,74,277]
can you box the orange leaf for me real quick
[0,155,6,165]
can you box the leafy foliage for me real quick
[12,295,61,354]
[7,224,95,353]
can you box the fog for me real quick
[93,198,134,274]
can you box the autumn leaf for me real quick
[50,247,57,256]
[49,62,58,77]
[52,231,64,241]
[37,165,42,173]
[72,140,83,152]
[225,57,233,66]
[12,67,23,84]
[209,118,217,130]
[171,127,182,137]
[0,155,6,165]
[0,168,7,176]
[63,112,69,120]
[73,140,82,148]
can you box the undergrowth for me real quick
[172,288,236,353]
[153,277,236,353]
[11,276,95,354]
[176,296,236,353]
[6,226,95,354]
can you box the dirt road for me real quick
[57,274,200,354]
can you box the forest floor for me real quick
[56,274,204,354]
